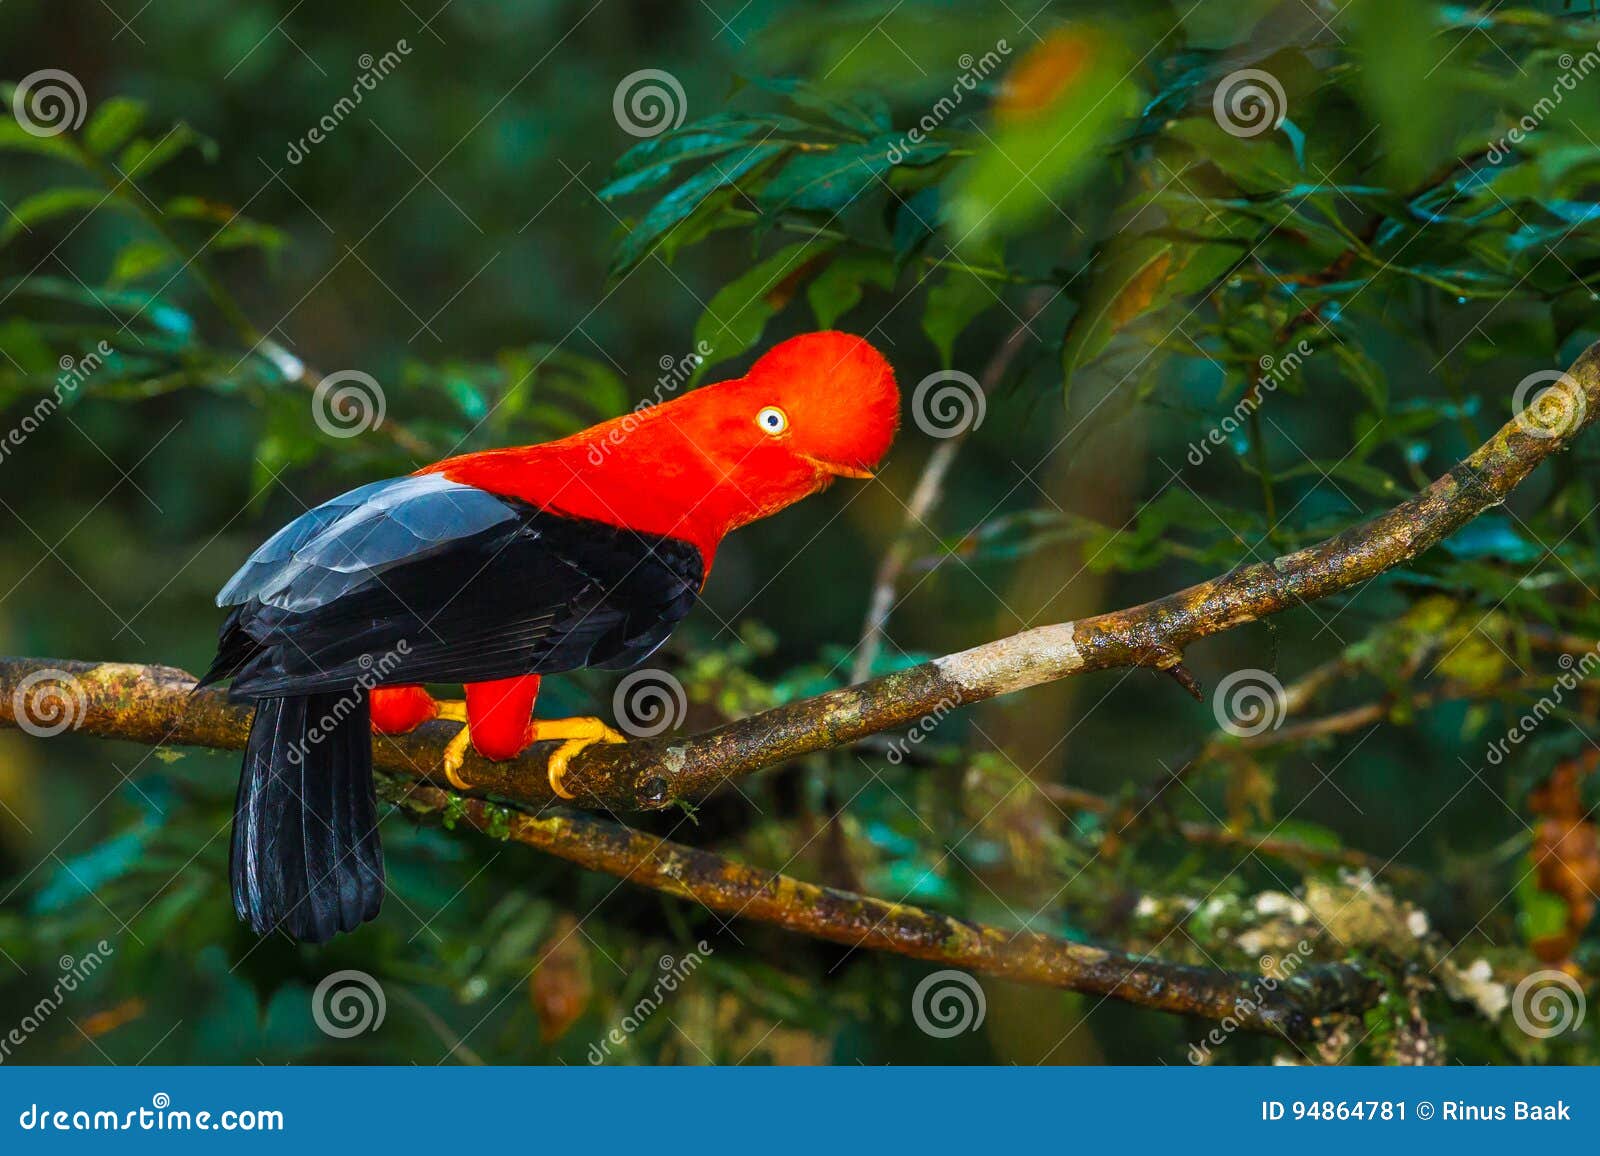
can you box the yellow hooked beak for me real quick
[800,454,874,479]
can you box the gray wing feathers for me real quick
[217,475,520,612]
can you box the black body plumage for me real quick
[207,474,704,942]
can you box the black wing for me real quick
[205,474,704,697]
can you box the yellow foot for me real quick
[533,717,626,800]
[433,701,474,791]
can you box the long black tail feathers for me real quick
[230,691,384,944]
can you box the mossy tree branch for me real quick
[392,781,1378,1039]
[0,661,1377,1035]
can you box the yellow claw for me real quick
[434,701,474,791]
[533,717,627,800]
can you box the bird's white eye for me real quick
[756,406,788,435]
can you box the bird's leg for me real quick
[434,700,473,790]
[528,717,627,800]
[367,685,476,790]
[370,685,443,734]
[445,675,545,792]
[451,676,626,798]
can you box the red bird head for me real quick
[430,331,899,564]
[672,330,900,482]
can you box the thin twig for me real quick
[851,286,1057,682]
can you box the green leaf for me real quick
[108,238,175,286]
[1166,118,1303,193]
[84,96,147,157]
[35,825,154,914]
[119,121,215,180]
[0,186,111,246]
[4,275,195,336]
[771,79,891,137]
[652,186,744,266]
[600,129,764,201]
[610,142,785,276]
[1347,0,1456,186]
[892,186,940,270]
[611,121,770,178]
[487,344,629,438]
[1279,458,1401,501]
[807,251,895,329]
[757,139,896,213]
[1062,240,1174,384]
[166,197,289,255]
[0,318,56,377]
[1061,237,1238,397]
[443,375,489,421]
[1331,344,1388,414]
[0,118,80,162]
[1441,517,1545,566]
[1269,820,1345,853]
[1078,489,1263,572]
[921,268,996,368]
[1516,873,1572,943]
[212,215,290,254]
[692,240,836,379]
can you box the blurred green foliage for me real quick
[1,0,1598,1065]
